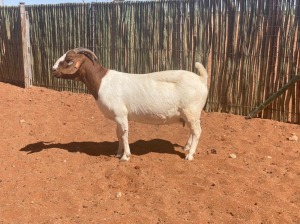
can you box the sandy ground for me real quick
[0,82,299,223]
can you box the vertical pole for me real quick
[20,2,32,88]
[90,3,95,53]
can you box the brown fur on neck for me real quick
[77,59,108,100]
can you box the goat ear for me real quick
[75,60,83,69]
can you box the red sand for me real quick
[0,82,299,223]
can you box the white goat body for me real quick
[52,48,208,161]
[97,68,207,125]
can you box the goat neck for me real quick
[78,60,108,100]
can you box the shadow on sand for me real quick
[20,139,185,158]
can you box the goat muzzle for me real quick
[52,69,61,78]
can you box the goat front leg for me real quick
[115,125,124,158]
[115,116,131,161]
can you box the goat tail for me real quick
[195,62,208,85]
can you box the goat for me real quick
[52,48,208,161]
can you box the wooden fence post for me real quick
[20,2,32,88]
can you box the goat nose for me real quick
[52,68,58,75]
[52,68,59,77]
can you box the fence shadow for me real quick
[20,139,185,158]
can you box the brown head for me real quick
[52,48,108,99]
[52,48,98,79]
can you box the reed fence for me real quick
[0,0,299,123]
[0,6,24,86]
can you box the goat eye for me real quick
[67,61,74,66]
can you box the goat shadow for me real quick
[20,139,185,158]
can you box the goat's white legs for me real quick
[183,134,193,151]
[115,117,131,161]
[116,126,124,158]
[181,106,202,161]
[185,119,201,161]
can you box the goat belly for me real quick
[127,98,183,121]
[128,113,182,125]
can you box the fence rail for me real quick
[0,0,299,123]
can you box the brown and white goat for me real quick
[52,48,208,161]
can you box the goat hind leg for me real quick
[183,134,193,151]
[185,119,201,161]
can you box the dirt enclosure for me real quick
[0,82,299,223]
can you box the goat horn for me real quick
[73,48,98,61]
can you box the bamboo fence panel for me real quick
[26,4,90,93]
[92,0,211,74]
[0,0,299,123]
[0,6,24,86]
[206,0,299,123]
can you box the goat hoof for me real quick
[183,146,190,151]
[185,154,194,161]
[115,154,122,158]
[120,155,130,161]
